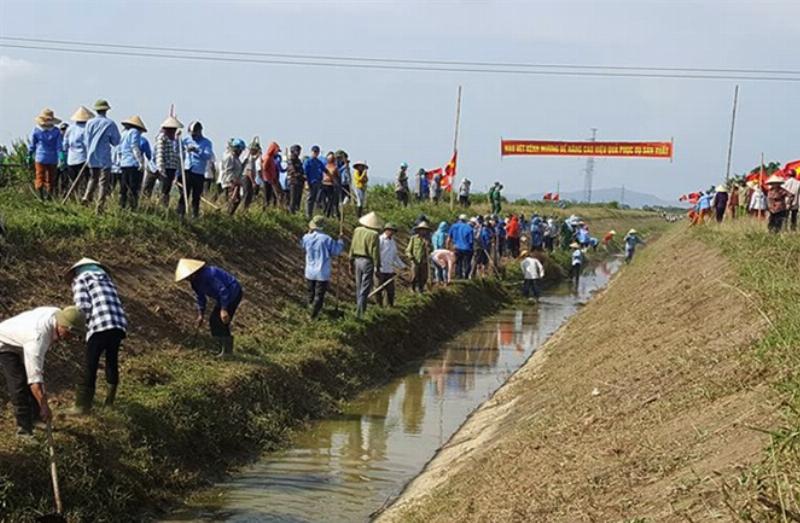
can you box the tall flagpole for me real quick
[724,85,739,184]
[450,85,462,211]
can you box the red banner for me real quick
[501,139,673,159]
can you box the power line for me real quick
[2,42,800,82]
[2,35,799,76]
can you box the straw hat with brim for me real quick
[71,106,95,123]
[383,222,398,231]
[308,216,326,231]
[628,229,638,235]
[715,185,728,192]
[358,212,384,230]
[766,174,785,184]
[55,306,86,334]
[161,115,184,129]
[35,108,61,127]
[458,214,468,221]
[353,161,368,169]
[122,116,147,132]
[609,230,617,235]
[175,259,206,282]
[94,99,111,111]
[520,250,529,258]
[570,242,580,249]
[65,257,108,279]
[414,221,432,231]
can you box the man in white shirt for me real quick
[377,223,406,307]
[520,251,545,301]
[0,306,84,437]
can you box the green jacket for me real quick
[349,226,381,270]
[405,234,430,264]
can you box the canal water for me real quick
[166,260,621,523]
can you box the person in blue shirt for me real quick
[336,150,351,206]
[302,216,346,319]
[303,145,326,219]
[431,221,449,250]
[697,192,713,224]
[419,169,430,200]
[63,106,94,199]
[82,99,121,213]
[29,108,63,201]
[175,259,242,357]
[179,121,214,219]
[447,214,474,279]
[530,215,544,251]
[118,116,148,210]
[623,229,646,263]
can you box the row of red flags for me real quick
[679,159,799,202]
[543,193,561,201]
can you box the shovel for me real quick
[37,421,66,523]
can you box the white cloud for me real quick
[0,55,37,78]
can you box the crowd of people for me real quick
[21,102,475,220]
[688,172,800,233]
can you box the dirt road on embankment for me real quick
[379,227,781,522]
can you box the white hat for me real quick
[358,211,384,230]
[715,185,728,192]
[175,258,206,282]
[766,174,785,184]
[628,229,638,235]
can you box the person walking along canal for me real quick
[175,259,243,357]
[302,216,345,319]
[520,250,545,301]
[623,229,645,263]
[66,258,128,414]
[349,211,383,318]
[0,306,84,437]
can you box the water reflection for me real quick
[165,260,620,523]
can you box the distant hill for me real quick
[520,187,683,209]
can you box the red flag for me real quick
[785,159,800,177]
[553,193,560,201]
[543,192,552,200]
[442,151,457,192]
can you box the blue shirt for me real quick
[432,223,449,250]
[85,115,121,168]
[698,194,712,210]
[302,230,345,281]
[30,126,62,165]
[479,227,492,250]
[63,123,88,165]
[303,156,326,185]
[140,135,152,160]
[190,266,242,314]
[448,221,474,252]
[182,135,214,175]
[119,128,143,168]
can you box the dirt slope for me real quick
[379,227,780,522]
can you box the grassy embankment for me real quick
[695,220,800,519]
[0,179,662,522]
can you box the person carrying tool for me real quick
[144,115,182,207]
[0,306,84,437]
[175,259,243,357]
[118,116,148,210]
[519,250,545,301]
[62,106,94,199]
[66,258,128,414]
[623,229,645,263]
[349,211,383,317]
[406,221,432,292]
[29,108,63,201]
[302,216,346,319]
[377,223,406,306]
[179,121,214,218]
[82,99,121,213]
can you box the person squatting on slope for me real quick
[175,259,242,357]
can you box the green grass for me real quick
[694,220,800,518]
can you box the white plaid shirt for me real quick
[72,270,128,340]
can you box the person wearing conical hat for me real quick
[349,211,384,317]
[62,106,95,199]
[0,305,85,437]
[377,223,406,307]
[569,242,583,287]
[179,121,215,218]
[118,116,148,210]
[766,174,790,233]
[302,216,346,319]
[82,99,121,213]
[143,115,183,207]
[623,229,645,264]
[65,257,128,414]
[29,108,63,200]
[406,221,432,293]
[175,259,242,357]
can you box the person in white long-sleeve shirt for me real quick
[520,250,545,301]
[0,306,84,437]
[377,223,406,307]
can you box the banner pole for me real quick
[450,85,462,211]
[724,85,739,183]
[760,152,765,220]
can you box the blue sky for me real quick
[1,0,798,201]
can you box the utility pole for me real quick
[583,128,597,203]
[725,85,739,184]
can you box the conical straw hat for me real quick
[715,185,727,192]
[122,116,147,132]
[175,258,206,282]
[358,211,384,230]
[71,106,95,123]
[414,221,432,231]
[766,174,785,184]
[628,229,638,235]
[65,257,108,279]
[160,115,184,129]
